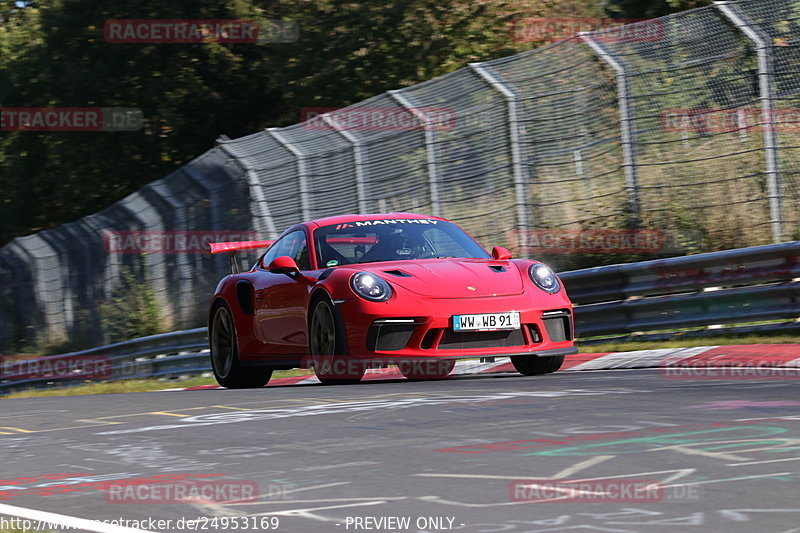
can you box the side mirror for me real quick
[268,256,300,275]
[491,246,512,260]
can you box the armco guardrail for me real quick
[563,241,800,336]
[0,328,209,395]
[1,242,798,393]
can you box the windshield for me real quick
[313,219,490,267]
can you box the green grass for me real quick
[1,369,313,399]
[577,334,800,354]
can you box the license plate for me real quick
[452,312,520,332]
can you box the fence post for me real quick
[216,142,279,239]
[580,32,641,225]
[387,90,442,217]
[267,128,311,221]
[468,62,530,244]
[322,114,368,214]
[715,1,784,243]
[574,149,584,180]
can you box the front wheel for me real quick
[511,355,564,376]
[210,302,272,388]
[309,298,365,384]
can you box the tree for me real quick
[1,0,697,245]
[602,0,712,19]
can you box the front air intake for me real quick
[366,319,419,351]
[438,329,526,350]
[541,310,573,342]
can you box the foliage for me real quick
[97,267,162,343]
[603,0,713,19]
[0,0,536,244]
[0,0,713,246]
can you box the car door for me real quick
[252,229,312,357]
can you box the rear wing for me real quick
[209,240,273,273]
[209,240,274,255]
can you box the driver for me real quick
[362,228,430,261]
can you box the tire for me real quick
[398,359,456,380]
[210,301,272,388]
[511,354,565,376]
[309,298,365,384]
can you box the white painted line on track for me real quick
[164,346,800,391]
[0,503,156,533]
[568,346,714,371]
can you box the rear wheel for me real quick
[399,359,456,380]
[309,298,365,384]
[210,302,272,388]
[511,355,564,376]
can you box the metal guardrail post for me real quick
[580,32,641,224]
[267,128,312,221]
[468,62,531,240]
[715,1,784,243]
[574,150,584,180]
[322,114,368,214]
[387,90,442,217]
[216,142,279,238]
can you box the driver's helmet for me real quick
[388,229,428,259]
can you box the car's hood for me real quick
[360,258,525,298]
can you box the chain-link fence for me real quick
[1,0,798,351]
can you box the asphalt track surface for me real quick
[1,368,799,533]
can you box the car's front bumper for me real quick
[334,289,576,361]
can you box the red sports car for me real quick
[208,213,576,387]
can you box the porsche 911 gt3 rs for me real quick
[208,213,576,387]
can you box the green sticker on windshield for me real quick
[326,259,339,267]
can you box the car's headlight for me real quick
[351,272,392,302]
[529,263,560,293]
